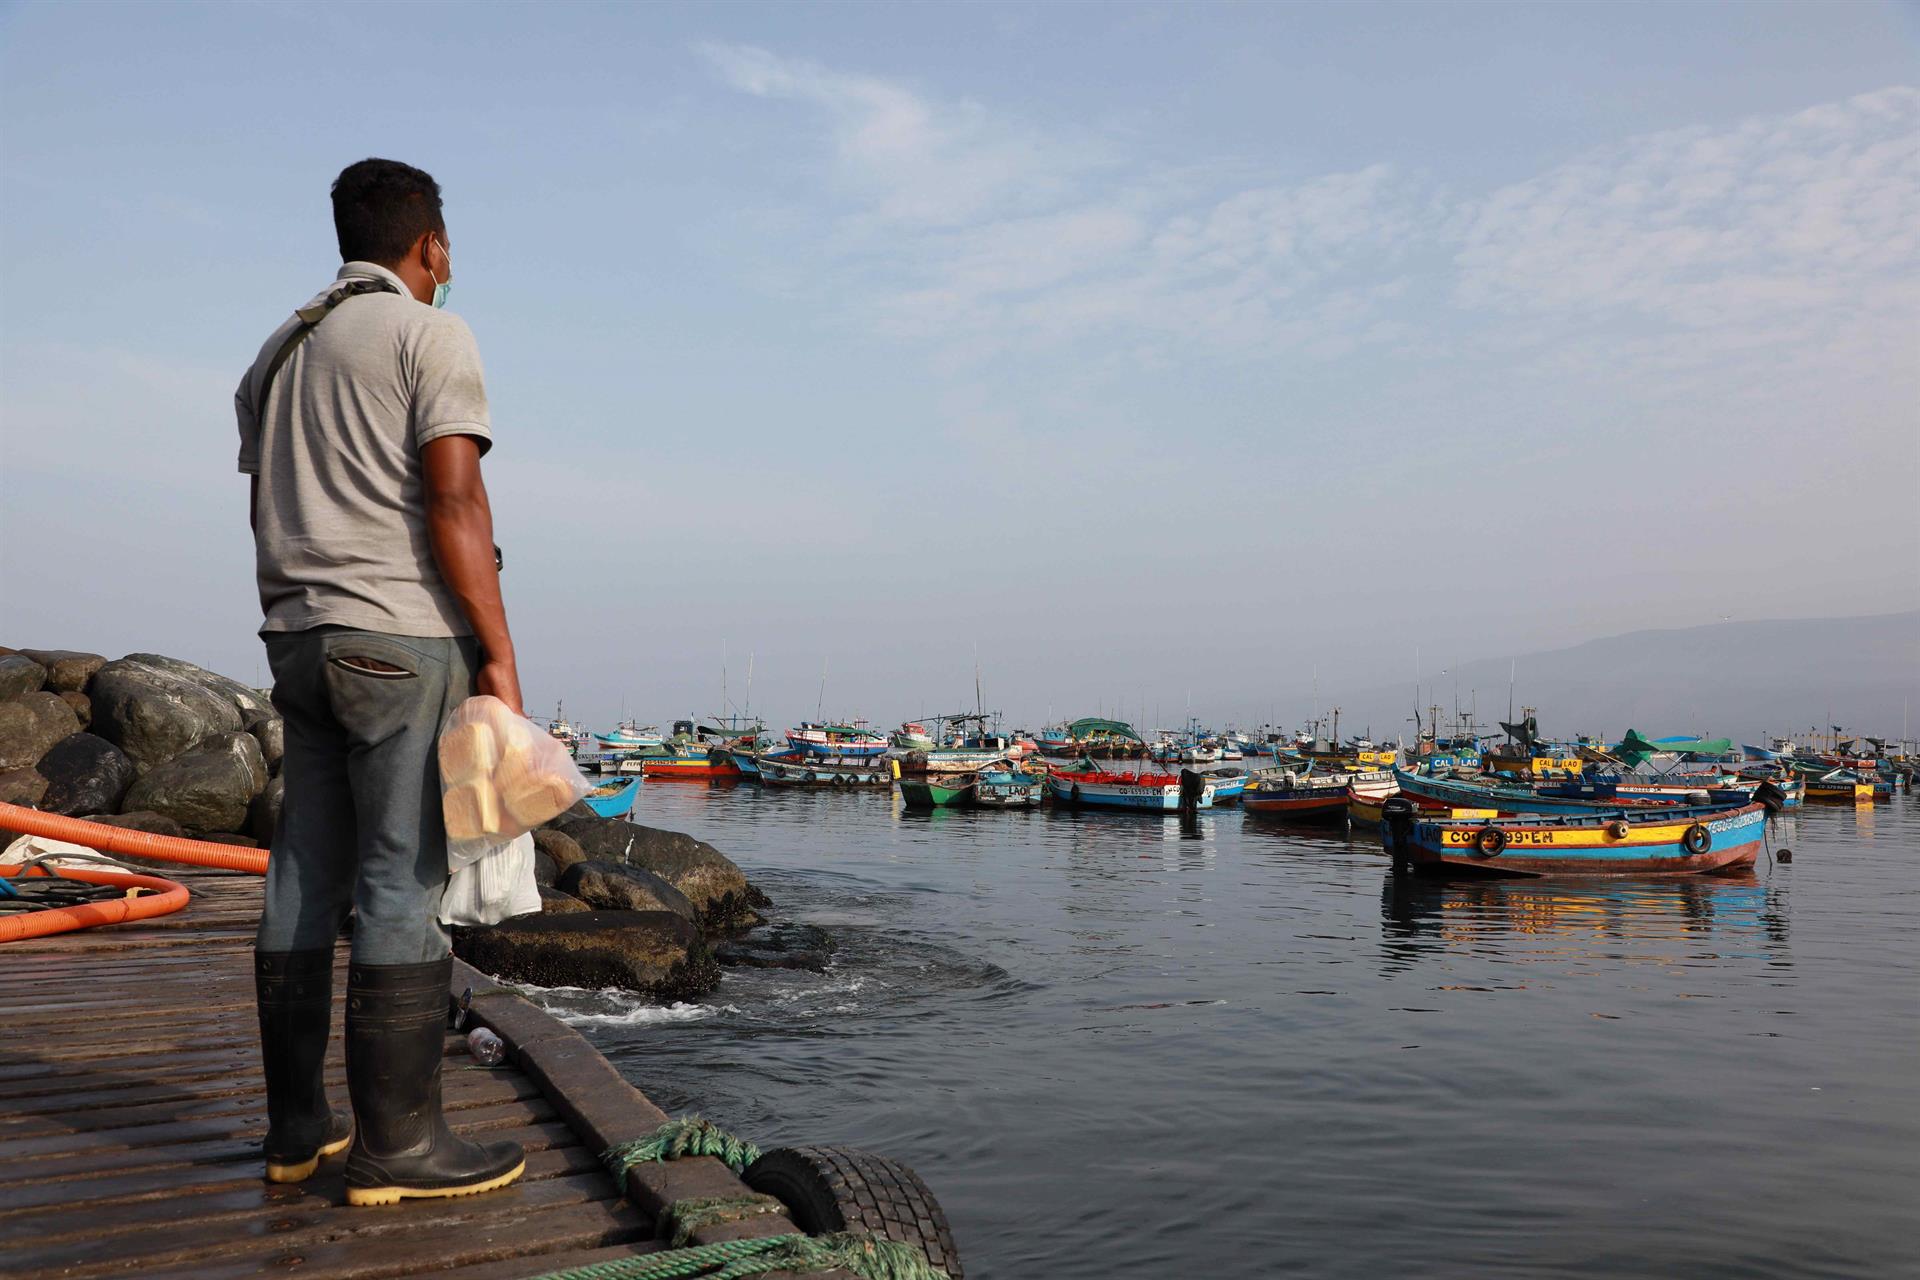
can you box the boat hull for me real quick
[581,777,640,819]
[1047,771,1216,811]
[640,754,742,781]
[899,777,974,809]
[1384,802,1768,877]
[757,756,894,787]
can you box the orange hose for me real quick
[0,864,192,942]
[0,802,269,875]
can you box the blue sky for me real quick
[2,1,1915,734]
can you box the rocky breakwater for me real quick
[0,644,801,1004]
[0,647,280,844]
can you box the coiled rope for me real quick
[603,1116,763,1181]
[524,1231,947,1280]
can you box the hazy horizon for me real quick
[4,2,1916,734]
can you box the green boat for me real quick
[899,774,976,809]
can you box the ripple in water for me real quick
[541,784,1920,1279]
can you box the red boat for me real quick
[640,751,742,781]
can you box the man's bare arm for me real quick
[422,435,522,713]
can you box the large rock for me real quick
[122,653,274,721]
[122,732,268,834]
[90,658,244,772]
[56,691,92,728]
[557,858,698,924]
[38,733,137,816]
[0,654,47,700]
[538,886,591,914]
[532,827,586,875]
[0,691,83,771]
[550,813,763,931]
[0,768,48,806]
[714,923,837,973]
[453,910,718,999]
[21,650,106,694]
[246,714,285,774]
[248,774,284,843]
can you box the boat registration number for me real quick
[1440,828,1558,847]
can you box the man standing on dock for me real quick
[235,158,525,1204]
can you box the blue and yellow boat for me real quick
[1380,798,1768,877]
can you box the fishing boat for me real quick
[786,722,890,759]
[1204,770,1248,804]
[898,773,975,809]
[581,776,640,819]
[545,704,588,757]
[1802,768,1892,803]
[756,754,894,787]
[1047,767,1217,812]
[975,765,1045,809]
[1039,718,1147,760]
[640,747,743,781]
[891,722,936,752]
[596,721,664,752]
[1394,767,1734,817]
[1379,798,1769,877]
[1242,770,1389,822]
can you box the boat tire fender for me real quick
[1070,784,1082,808]
[744,1145,963,1280]
[1473,825,1507,858]
[1682,823,1711,855]
[1605,819,1631,840]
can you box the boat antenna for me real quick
[746,652,754,722]
[1507,658,1515,725]
[817,657,828,722]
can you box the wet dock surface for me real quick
[0,864,807,1280]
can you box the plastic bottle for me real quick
[467,1026,506,1066]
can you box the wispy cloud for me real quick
[703,44,1918,401]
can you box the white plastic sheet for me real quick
[437,830,540,927]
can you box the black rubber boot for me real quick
[256,948,353,1183]
[342,958,524,1206]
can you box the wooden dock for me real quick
[0,863,841,1280]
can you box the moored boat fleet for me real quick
[549,702,1914,878]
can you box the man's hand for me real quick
[477,658,523,716]
[422,435,521,706]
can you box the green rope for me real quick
[603,1116,764,1184]
[522,1232,949,1280]
[522,1234,799,1280]
[659,1193,788,1249]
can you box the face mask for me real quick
[428,237,452,308]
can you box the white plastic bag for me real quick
[438,695,590,869]
[438,831,541,927]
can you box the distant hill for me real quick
[1325,612,1919,746]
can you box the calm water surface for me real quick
[531,786,1919,1279]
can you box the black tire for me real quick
[1605,819,1631,840]
[744,1145,962,1279]
[1682,823,1711,854]
[1473,825,1507,857]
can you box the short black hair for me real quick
[330,158,444,264]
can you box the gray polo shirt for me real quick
[236,261,492,637]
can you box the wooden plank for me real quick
[0,1097,563,1182]
[121,1205,652,1280]
[13,1166,629,1274]
[0,1143,602,1250]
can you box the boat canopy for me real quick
[1066,717,1143,742]
[1616,730,1734,764]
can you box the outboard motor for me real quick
[1382,797,1417,870]
[1755,779,1786,814]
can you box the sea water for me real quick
[527,786,1920,1279]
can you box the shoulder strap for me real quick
[253,277,401,417]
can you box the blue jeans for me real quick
[257,627,478,965]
